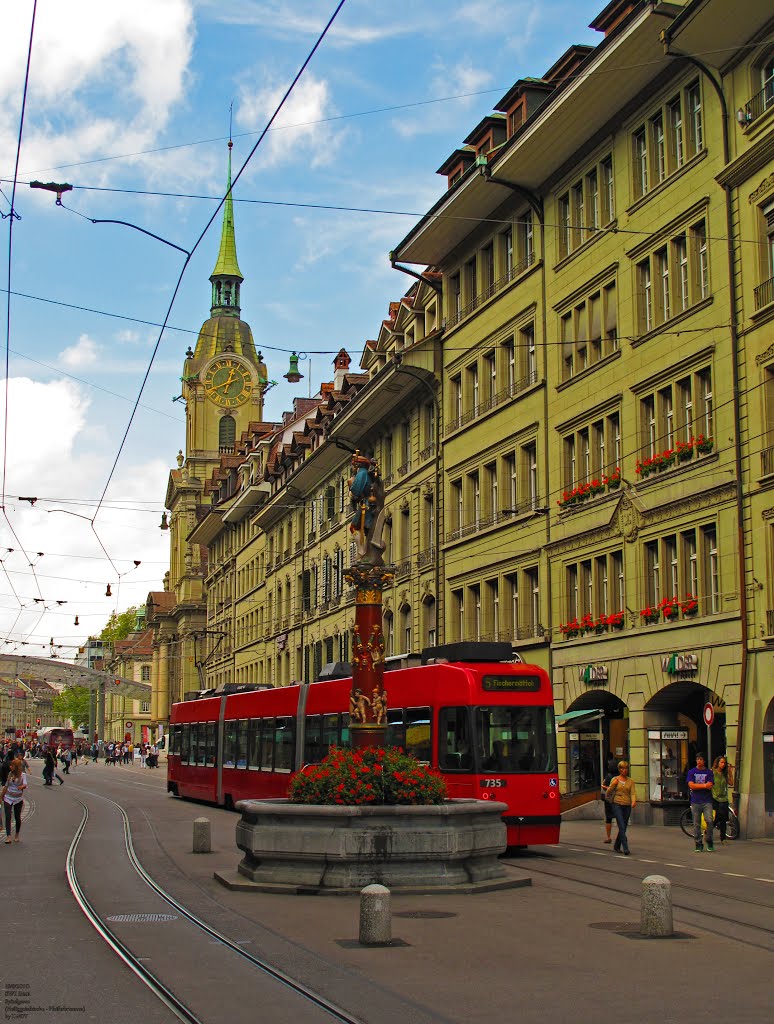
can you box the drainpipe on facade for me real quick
[660,40,749,816]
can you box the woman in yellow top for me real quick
[607,760,637,855]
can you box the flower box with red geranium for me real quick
[659,596,680,621]
[676,440,694,462]
[603,468,622,490]
[694,433,713,455]
[681,594,699,616]
[641,606,660,625]
[560,618,581,638]
[580,613,596,634]
[606,611,625,629]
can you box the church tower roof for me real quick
[209,141,243,316]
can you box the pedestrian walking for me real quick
[711,755,731,844]
[2,758,27,842]
[601,767,616,843]
[140,744,147,768]
[606,760,637,855]
[687,751,715,852]
[43,749,64,786]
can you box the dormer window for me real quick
[450,169,463,186]
[509,106,524,136]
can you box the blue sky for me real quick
[1,0,604,660]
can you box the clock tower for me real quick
[151,142,269,726]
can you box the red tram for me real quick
[167,642,560,848]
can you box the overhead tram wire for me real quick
[13,37,772,179]
[92,0,349,523]
[2,0,45,611]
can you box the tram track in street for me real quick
[65,788,368,1024]
[505,849,774,952]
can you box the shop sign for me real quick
[661,652,698,674]
[580,664,608,684]
[648,729,688,740]
[276,633,288,653]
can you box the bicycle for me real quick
[679,803,739,841]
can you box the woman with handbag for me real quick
[606,760,637,855]
[711,755,731,843]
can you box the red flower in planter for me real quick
[641,605,660,624]
[681,593,699,615]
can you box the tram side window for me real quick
[275,717,294,772]
[340,712,350,748]
[205,722,217,766]
[248,720,261,768]
[261,718,275,770]
[386,709,405,750]
[169,724,179,756]
[304,716,322,764]
[321,713,339,753]
[405,707,432,764]
[438,707,473,771]
[224,721,237,767]
[193,723,206,765]
[181,723,191,764]
[237,719,249,768]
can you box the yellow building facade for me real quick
[157,0,774,835]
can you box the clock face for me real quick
[202,357,254,407]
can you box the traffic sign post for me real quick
[703,702,714,766]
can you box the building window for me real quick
[219,415,236,448]
[643,526,718,615]
[141,701,150,714]
[518,210,534,266]
[562,409,621,491]
[141,665,150,682]
[638,365,713,460]
[501,228,514,278]
[560,280,617,381]
[635,218,708,334]
[556,153,614,260]
[631,80,703,200]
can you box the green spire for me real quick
[210,142,243,315]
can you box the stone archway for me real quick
[560,689,628,796]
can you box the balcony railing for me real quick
[416,547,436,569]
[419,442,435,462]
[445,370,539,435]
[395,559,412,580]
[444,254,536,329]
[445,502,542,542]
[397,461,411,477]
[767,609,774,637]
[754,275,774,311]
[743,81,774,125]
[762,446,774,477]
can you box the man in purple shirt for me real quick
[686,752,715,852]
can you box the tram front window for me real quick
[475,707,557,773]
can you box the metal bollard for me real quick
[640,874,673,937]
[192,817,211,854]
[359,884,391,946]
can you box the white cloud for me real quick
[2,0,195,184]
[58,334,101,369]
[236,74,346,170]
[392,59,493,140]
[115,329,141,345]
[0,375,171,652]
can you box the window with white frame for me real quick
[562,409,621,490]
[560,280,617,381]
[644,526,718,613]
[632,80,703,200]
[635,219,708,334]
[638,365,713,458]
[557,153,615,260]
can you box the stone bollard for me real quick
[359,884,391,946]
[640,874,673,937]
[192,817,211,854]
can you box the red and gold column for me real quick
[346,564,393,749]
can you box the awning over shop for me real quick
[556,709,604,728]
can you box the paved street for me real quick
[3,759,772,1024]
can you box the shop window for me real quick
[648,730,689,802]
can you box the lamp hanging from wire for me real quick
[160,512,169,530]
[105,584,112,597]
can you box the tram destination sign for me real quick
[482,675,541,692]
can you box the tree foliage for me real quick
[52,686,92,729]
[99,606,138,645]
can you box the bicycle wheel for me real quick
[679,807,694,837]
[724,813,740,840]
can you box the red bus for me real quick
[167,642,560,847]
